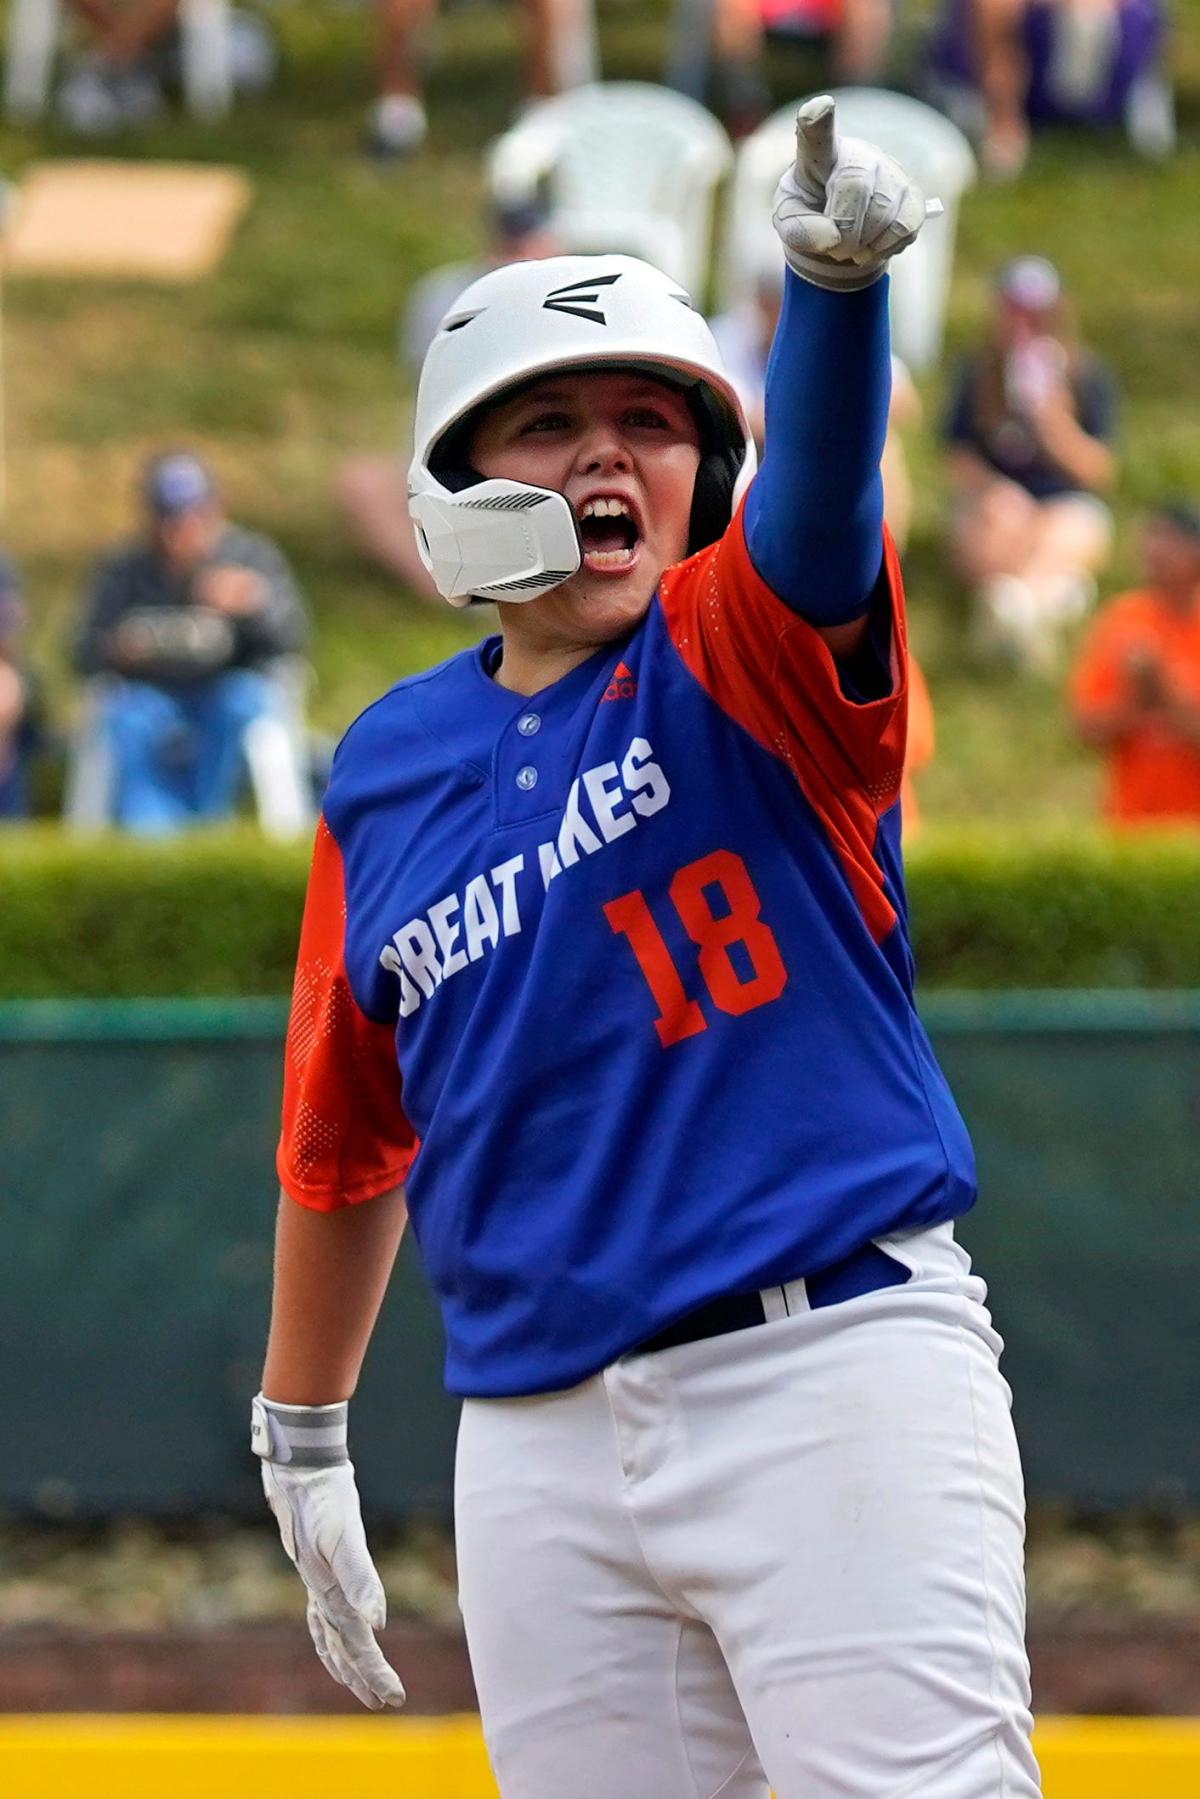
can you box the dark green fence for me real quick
[2,995,1197,1516]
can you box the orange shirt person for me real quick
[901,654,935,836]
[1070,503,1200,826]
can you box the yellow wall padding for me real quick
[3,1713,1200,1799]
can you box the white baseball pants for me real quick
[455,1223,1042,1799]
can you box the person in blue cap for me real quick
[73,451,309,832]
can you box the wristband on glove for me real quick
[251,1392,349,1468]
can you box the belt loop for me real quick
[782,1276,810,1315]
[758,1285,790,1323]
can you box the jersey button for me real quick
[516,765,538,791]
[517,713,541,736]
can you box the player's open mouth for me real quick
[576,494,642,574]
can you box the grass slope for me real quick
[1,0,1198,826]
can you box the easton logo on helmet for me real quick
[542,273,622,325]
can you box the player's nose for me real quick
[574,421,632,476]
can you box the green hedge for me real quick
[0,830,309,1000]
[904,831,1200,989]
[2,826,1200,998]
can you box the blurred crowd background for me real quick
[0,0,1197,842]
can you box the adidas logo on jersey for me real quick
[602,662,637,702]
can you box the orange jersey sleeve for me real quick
[658,508,908,944]
[277,816,419,1210]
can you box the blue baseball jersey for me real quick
[278,513,976,1397]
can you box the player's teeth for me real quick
[586,546,635,566]
[583,497,630,519]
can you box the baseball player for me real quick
[254,98,1042,1798]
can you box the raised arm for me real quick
[744,273,892,647]
[744,97,931,660]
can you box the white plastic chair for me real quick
[723,89,977,372]
[4,0,235,122]
[487,82,733,296]
[63,661,313,840]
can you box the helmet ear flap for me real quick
[437,463,482,495]
[687,447,743,556]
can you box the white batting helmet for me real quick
[408,255,756,607]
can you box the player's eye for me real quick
[520,410,571,434]
[624,407,670,430]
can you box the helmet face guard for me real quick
[409,477,582,606]
[408,255,755,608]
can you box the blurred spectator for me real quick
[943,256,1117,671]
[335,198,561,596]
[401,198,561,375]
[365,0,596,158]
[882,353,921,557]
[710,0,893,134]
[57,0,275,134]
[885,359,933,829]
[708,255,785,450]
[1070,502,1200,828]
[73,453,308,834]
[0,557,39,821]
[931,0,1172,179]
[902,655,935,834]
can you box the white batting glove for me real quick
[252,1393,406,1711]
[772,94,936,293]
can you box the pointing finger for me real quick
[794,94,838,190]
